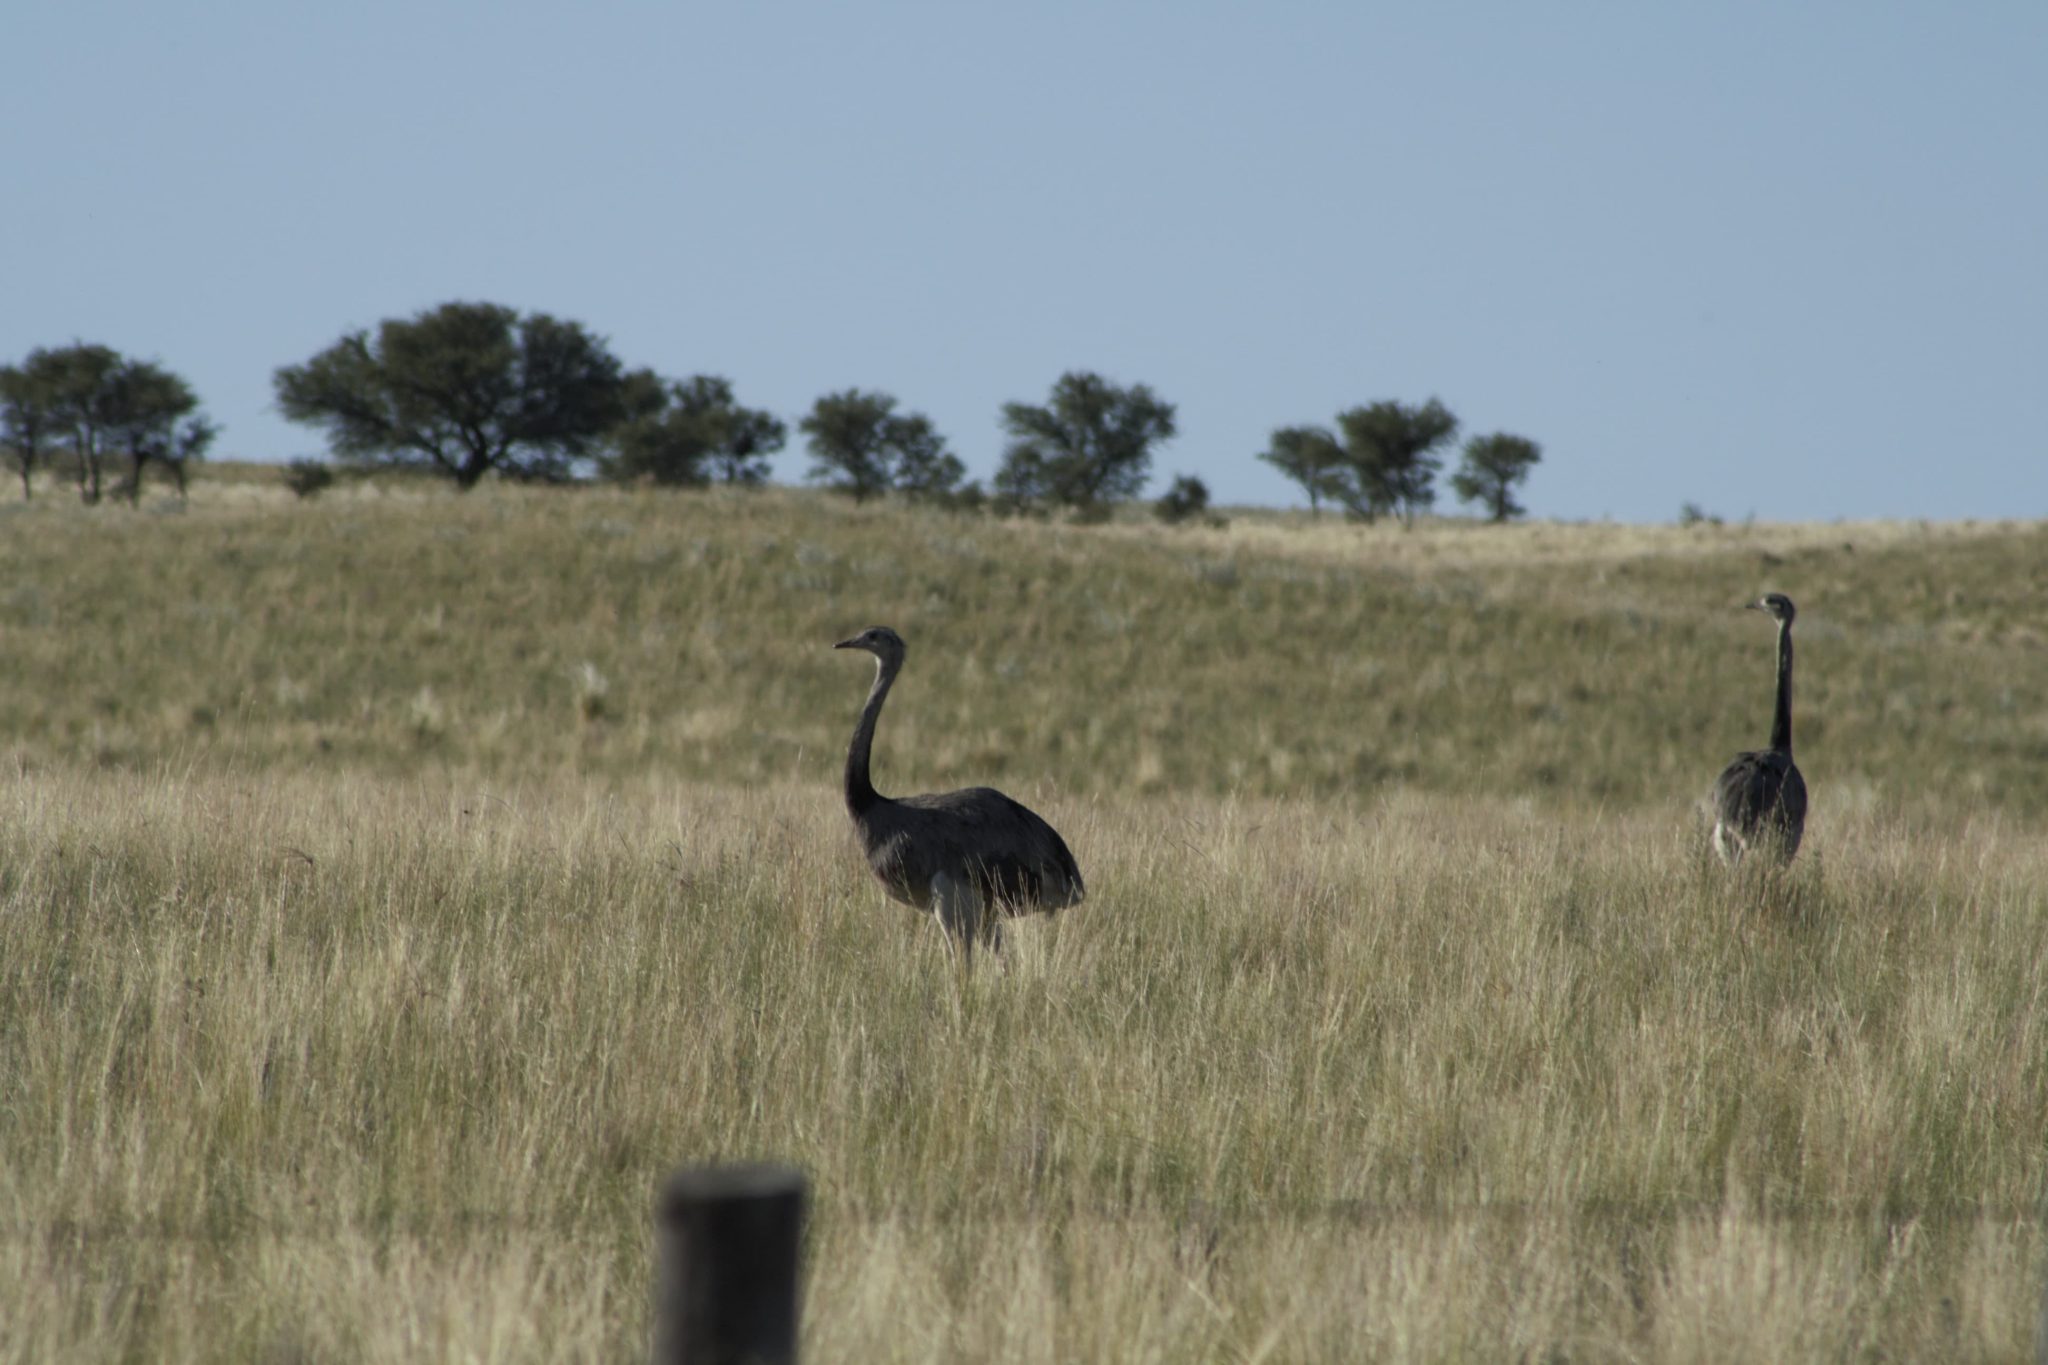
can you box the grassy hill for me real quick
[3,472,2046,1361]
[4,471,2045,815]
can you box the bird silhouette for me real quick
[1712,593,1808,866]
[834,626,1083,959]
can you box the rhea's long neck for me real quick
[1769,621,1794,754]
[845,655,899,815]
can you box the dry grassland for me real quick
[2,474,2046,1361]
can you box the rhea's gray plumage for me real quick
[834,625,1084,958]
[1712,592,1808,866]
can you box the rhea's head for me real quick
[1746,592,1797,625]
[833,625,907,666]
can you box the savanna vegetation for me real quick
[0,343,217,504]
[9,299,1547,520]
[2,473,2045,1361]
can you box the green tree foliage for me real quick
[104,359,217,504]
[995,372,1176,512]
[273,301,635,489]
[1330,398,1460,526]
[284,458,338,500]
[889,419,971,505]
[706,401,787,487]
[1257,426,1346,515]
[800,389,964,503]
[1451,432,1542,522]
[31,343,125,503]
[1677,501,1723,528]
[0,362,59,500]
[604,374,787,487]
[1153,474,1217,526]
[156,417,217,501]
[4,345,214,503]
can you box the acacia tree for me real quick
[887,419,971,504]
[31,343,124,503]
[1257,425,1346,515]
[800,389,963,503]
[274,301,635,488]
[1451,432,1542,522]
[104,360,217,503]
[151,416,218,501]
[994,372,1175,512]
[604,374,786,486]
[0,362,57,499]
[706,398,787,486]
[1331,398,1459,526]
[4,347,215,503]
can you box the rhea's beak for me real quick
[833,637,859,650]
[1744,600,1764,612]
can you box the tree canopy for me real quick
[995,372,1175,512]
[800,390,964,503]
[1257,426,1347,515]
[0,361,58,500]
[1154,474,1216,526]
[274,301,635,488]
[35,343,125,503]
[2,344,214,502]
[604,374,787,487]
[1331,399,1459,526]
[104,359,216,502]
[1451,432,1542,522]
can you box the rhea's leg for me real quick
[930,872,988,965]
[1712,820,1744,868]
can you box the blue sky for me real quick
[5,2,2042,521]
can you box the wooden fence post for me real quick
[652,1162,807,1365]
[2036,1210,2048,1365]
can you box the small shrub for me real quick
[1678,501,1723,528]
[284,459,337,500]
[1155,475,1224,528]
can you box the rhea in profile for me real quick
[833,625,1084,959]
[1712,592,1808,866]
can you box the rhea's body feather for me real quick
[1712,593,1807,866]
[835,625,1083,954]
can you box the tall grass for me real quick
[2,476,2046,1360]
[3,771,2045,1360]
